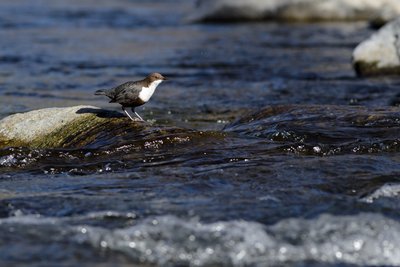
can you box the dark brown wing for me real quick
[106,81,144,107]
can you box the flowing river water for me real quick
[1,0,400,266]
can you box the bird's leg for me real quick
[122,106,135,121]
[132,108,144,121]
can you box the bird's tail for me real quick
[94,90,106,96]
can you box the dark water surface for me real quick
[1,0,400,266]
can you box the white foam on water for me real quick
[0,154,18,167]
[1,212,400,266]
[361,183,400,203]
[80,213,400,266]
[82,216,272,266]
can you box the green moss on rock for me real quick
[30,114,103,148]
[354,60,400,76]
[0,106,141,149]
[0,106,228,150]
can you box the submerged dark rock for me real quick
[2,105,400,157]
[225,105,400,155]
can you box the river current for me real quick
[1,0,400,266]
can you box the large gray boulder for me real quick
[0,106,138,148]
[191,0,400,22]
[353,17,400,76]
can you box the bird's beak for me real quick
[162,76,168,81]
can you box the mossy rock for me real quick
[0,106,227,150]
[0,106,141,149]
[352,17,400,76]
[354,61,400,76]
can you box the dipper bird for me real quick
[95,73,167,121]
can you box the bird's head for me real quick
[147,73,167,83]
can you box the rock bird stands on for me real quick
[95,73,167,121]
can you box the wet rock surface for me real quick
[353,17,400,76]
[2,104,400,173]
[225,104,400,155]
[192,0,400,22]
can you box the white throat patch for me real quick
[138,80,162,102]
